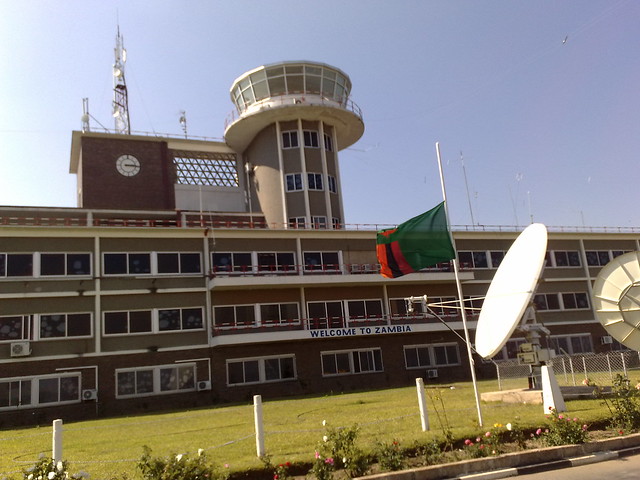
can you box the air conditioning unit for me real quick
[82,389,98,401]
[427,369,438,379]
[10,341,31,357]
[601,336,614,345]
[197,380,211,392]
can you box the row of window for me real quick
[490,334,596,361]
[533,292,590,311]
[457,249,630,270]
[0,307,204,341]
[3,248,632,279]
[285,173,337,193]
[281,130,332,151]
[0,252,202,278]
[0,343,459,408]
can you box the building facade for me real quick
[0,61,636,427]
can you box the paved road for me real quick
[515,452,640,479]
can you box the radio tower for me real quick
[112,26,131,134]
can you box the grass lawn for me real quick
[0,379,611,479]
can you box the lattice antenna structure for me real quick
[112,26,131,134]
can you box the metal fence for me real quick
[495,350,640,390]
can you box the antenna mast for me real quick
[112,26,131,134]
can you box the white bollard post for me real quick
[415,378,430,431]
[52,419,63,462]
[254,395,265,457]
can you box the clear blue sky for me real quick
[1,1,638,229]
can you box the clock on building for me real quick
[116,154,141,176]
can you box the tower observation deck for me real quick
[223,61,365,230]
[224,61,364,153]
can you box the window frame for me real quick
[0,372,81,411]
[103,307,204,336]
[115,363,197,399]
[38,312,92,340]
[321,348,383,377]
[281,131,299,149]
[226,355,297,386]
[404,343,461,369]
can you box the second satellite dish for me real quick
[475,223,548,359]
[592,251,640,352]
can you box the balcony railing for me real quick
[209,262,455,277]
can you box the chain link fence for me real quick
[495,350,640,390]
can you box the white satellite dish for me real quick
[475,223,548,358]
[592,251,640,351]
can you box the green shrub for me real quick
[138,445,227,480]
[542,408,589,446]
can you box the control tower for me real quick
[224,61,364,229]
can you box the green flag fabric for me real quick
[376,202,456,278]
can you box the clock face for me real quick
[116,154,141,177]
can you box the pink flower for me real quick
[545,429,549,433]
[315,451,320,459]
[464,439,472,446]
[325,458,334,465]
[536,428,542,435]
[558,414,564,420]
[485,431,491,438]
[476,437,481,442]
[479,444,485,450]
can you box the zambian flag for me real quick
[376,202,456,278]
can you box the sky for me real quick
[1,0,638,230]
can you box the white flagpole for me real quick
[435,142,484,427]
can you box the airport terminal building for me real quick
[0,61,636,426]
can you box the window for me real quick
[303,130,319,148]
[332,218,341,230]
[427,296,459,317]
[214,305,256,328]
[346,300,383,321]
[40,253,91,276]
[157,253,201,274]
[324,134,333,151]
[321,348,383,376]
[0,315,32,341]
[404,343,460,368]
[489,251,505,268]
[212,252,252,274]
[104,252,201,276]
[327,176,337,193]
[257,252,296,273]
[389,298,426,318]
[227,355,296,385]
[550,334,593,355]
[551,250,581,267]
[39,313,91,339]
[285,173,303,192]
[491,338,527,361]
[307,173,323,190]
[561,292,590,310]
[104,310,152,335]
[0,379,31,409]
[289,217,306,229]
[104,253,151,275]
[282,131,298,149]
[0,253,33,277]
[303,251,340,271]
[260,303,300,324]
[308,301,344,329]
[534,292,588,310]
[533,293,561,311]
[158,308,203,331]
[173,151,239,187]
[585,250,629,267]
[103,308,203,335]
[311,216,327,229]
[458,251,488,269]
[116,363,196,398]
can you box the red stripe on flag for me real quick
[390,241,415,275]
[376,244,394,278]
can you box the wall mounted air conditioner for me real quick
[197,380,212,391]
[10,341,31,357]
[601,336,614,345]
[82,389,98,401]
[427,369,438,379]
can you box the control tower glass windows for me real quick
[173,151,239,187]
[307,173,323,191]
